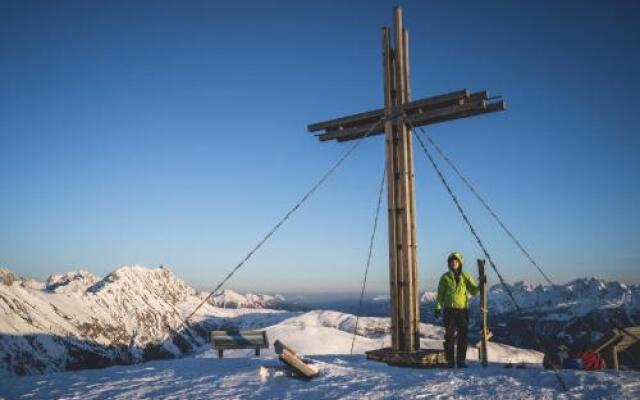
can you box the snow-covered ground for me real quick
[2,355,639,400]
[202,310,541,365]
[2,307,629,399]
[2,265,639,399]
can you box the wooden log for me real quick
[322,100,504,142]
[307,107,383,133]
[307,89,469,133]
[279,348,319,379]
[485,100,506,112]
[401,89,469,115]
[404,25,421,350]
[311,90,495,142]
[382,24,400,352]
[406,100,485,124]
[467,90,489,103]
[394,4,411,351]
[319,122,385,142]
[365,347,446,367]
[274,341,320,379]
[273,339,294,355]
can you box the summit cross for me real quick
[307,6,504,360]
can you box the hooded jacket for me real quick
[435,268,479,311]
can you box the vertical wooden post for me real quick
[403,23,420,350]
[394,5,408,351]
[384,6,420,353]
[478,259,488,367]
[611,346,619,370]
[382,26,399,351]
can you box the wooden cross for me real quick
[308,7,504,355]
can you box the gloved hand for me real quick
[434,309,441,319]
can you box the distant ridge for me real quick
[0,265,290,376]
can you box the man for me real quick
[434,252,480,368]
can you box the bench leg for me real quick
[256,348,260,357]
[218,349,223,359]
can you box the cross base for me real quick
[365,348,446,368]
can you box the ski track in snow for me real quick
[1,356,639,400]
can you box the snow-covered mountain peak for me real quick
[216,288,246,302]
[0,268,18,286]
[0,269,45,290]
[87,265,194,303]
[510,281,535,292]
[46,270,99,293]
[0,264,279,376]
[565,277,607,292]
[420,291,437,303]
[207,288,287,309]
[372,294,390,302]
[488,276,640,316]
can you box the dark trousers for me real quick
[443,308,469,364]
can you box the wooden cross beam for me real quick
[308,90,504,142]
[307,6,505,356]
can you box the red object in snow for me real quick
[580,350,606,370]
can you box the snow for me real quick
[372,294,390,302]
[207,289,286,309]
[46,270,99,293]
[420,291,437,303]
[1,266,639,398]
[1,356,638,400]
[212,310,542,365]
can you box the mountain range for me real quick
[418,278,640,351]
[1,265,638,377]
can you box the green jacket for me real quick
[435,270,479,310]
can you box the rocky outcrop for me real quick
[0,268,17,286]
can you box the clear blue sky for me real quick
[1,1,639,293]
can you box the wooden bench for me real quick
[211,330,269,359]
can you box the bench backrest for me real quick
[211,330,269,350]
[594,326,640,354]
[616,327,640,351]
